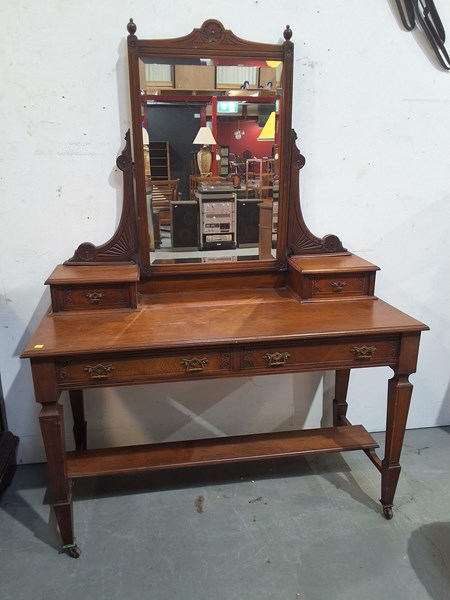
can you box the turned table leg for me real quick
[69,389,87,451]
[333,369,351,426]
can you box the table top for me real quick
[22,288,428,359]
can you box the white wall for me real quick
[1,0,449,464]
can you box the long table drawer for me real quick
[56,348,233,387]
[241,336,399,373]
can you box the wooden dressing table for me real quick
[21,20,428,558]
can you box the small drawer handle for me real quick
[180,357,209,373]
[263,351,291,368]
[331,281,347,293]
[84,364,115,379]
[86,292,105,304]
[351,345,377,360]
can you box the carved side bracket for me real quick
[65,130,138,265]
[287,130,346,256]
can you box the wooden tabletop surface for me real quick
[22,288,428,358]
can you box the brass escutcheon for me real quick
[85,292,105,303]
[84,364,115,379]
[263,351,291,367]
[180,357,209,373]
[351,345,377,360]
[331,281,347,293]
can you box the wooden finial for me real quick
[283,25,292,41]
[127,18,137,35]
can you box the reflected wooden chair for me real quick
[148,179,179,248]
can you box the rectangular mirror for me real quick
[127,20,293,276]
[140,58,282,265]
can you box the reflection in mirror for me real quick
[138,57,283,265]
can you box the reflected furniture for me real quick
[149,178,179,248]
[21,20,428,558]
[196,183,236,250]
[147,141,170,181]
[0,373,18,492]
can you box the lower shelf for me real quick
[66,425,378,479]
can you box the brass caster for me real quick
[383,506,393,520]
[62,543,81,558]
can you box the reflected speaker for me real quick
[237,198,262,247]
[170,201,199,249]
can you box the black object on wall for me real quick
[394,0,449,70]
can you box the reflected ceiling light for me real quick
[193,126,217,175]
[266,60,282,68]
[257,111,276,141]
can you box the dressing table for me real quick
[21,20,428,558]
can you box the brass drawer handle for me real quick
[84,364,115,379]
[86,292,105,304]
[351,345,377,360]
[263,351,291,367]
[331,281,347,293]
[180,357,209,373]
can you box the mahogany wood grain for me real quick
[46,265,140,285]
[22,295,426,359]
[288,254,379,301]
[19,20,429,556]
[23,290,427,551]
[66,425,379,478]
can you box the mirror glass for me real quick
[138,56,283,265]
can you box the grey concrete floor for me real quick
[0,427,449,600]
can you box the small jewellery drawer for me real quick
[242,336,399,373]
[287,254,379,301]
[52,283,136,312]
[46,264,139,312]
[305,274,373,300]
[56,349,233,387]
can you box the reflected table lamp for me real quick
[193,126,217,176]
[257,111,276,142]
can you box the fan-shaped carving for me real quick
[65,131,138,265]
[287,130,346,256]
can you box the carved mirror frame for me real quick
[127,19,297,276]
[66,20,345,273]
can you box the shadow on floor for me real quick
[408,521,450,599]
[0,465,61,551]
[1,451,382,552]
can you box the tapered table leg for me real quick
[380,332,421,519]
[380,372,414,519]
[32,359,80,557]
[39,403,79,556]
